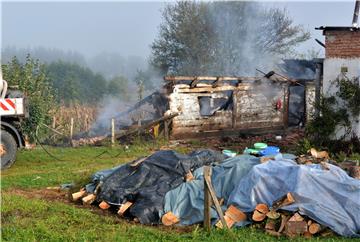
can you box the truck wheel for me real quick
[1,130,17,169]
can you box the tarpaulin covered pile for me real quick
[84,149,225,224]
[161,154,360,237]
[227,156,360,237]
[78,151,360,237]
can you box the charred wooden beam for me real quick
[190,77,200,88]
[164,76,261,82]
[114,113,179,140]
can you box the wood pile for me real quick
[248,192,335,238]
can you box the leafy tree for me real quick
[2,55,55,141]
[151,1,310,75]
[107,76,129,100]
[151,1,216,75]
[45,61,107,105]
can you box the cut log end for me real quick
[99,201,110,210]
[309,223,323,234]
[71,189,86,201]
[185,171,194,182]
[266,209,280,220]
[162,211,180,226]
[288,212,304,222]
[118,201,133,216]
[216,205,247,228]
[252,210,267,222]
[255,203,269,214]
[215,215,234,229]
[82,194,96,205]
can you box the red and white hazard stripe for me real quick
[0,98,24,116]
[0,99,16,111]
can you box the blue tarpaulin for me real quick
[227,156,360,237]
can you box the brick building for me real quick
[316,26,360,138]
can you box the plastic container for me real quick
[258,146,280,156]
[254,143,268,150]
[243,148,260,155]
[222,150,237,158]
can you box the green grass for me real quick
[1,143,358,241]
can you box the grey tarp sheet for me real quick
[228,156,360,237]
[161,155,260,225]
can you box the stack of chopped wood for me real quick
[249,193,335,238]
[294,148,360,179]
[71,188,136,218]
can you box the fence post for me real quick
[111,118,115,146]
[70,118,74,145]
[52,116,56,129]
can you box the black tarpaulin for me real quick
[95,149,225,224]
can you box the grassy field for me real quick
[1,142,358,242]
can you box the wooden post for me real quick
[204,166,212,232]
[52,116,56,129]
[164,120,169,140]
[111,118,115,146]
[70,118,74,144]
[204,166,228,229]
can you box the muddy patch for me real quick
[4,188,195,233]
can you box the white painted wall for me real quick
[323,58,360,138]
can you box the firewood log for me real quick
[310,148,329,159]
[71,189,86,201]
[99,201,110,210]
[185,171,194,182]
[309,223,325,235]
[266,209,280,220]
[118,201,133,216]
[255,203,269,214]
[272,193,295,209]
[252,203,269,222]
[288,212,304,222]
[82,194,96,205]
[161,211,180,226]
[285,221,308,236]
[265,219,276,231]
[349,166,360,179]
[252,210,267,222]
[278,215,290,233]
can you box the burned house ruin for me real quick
[163,75,315,139]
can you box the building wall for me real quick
[325,31,360,58]
[323,30,360,138]
[168,83,288,139]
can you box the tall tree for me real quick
[151,1,216,75]
[2,55,55,141]
[46,61,107,105]
[151,1,310,76]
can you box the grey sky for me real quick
[1,1,357,59]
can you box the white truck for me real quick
[0,72,28,169]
